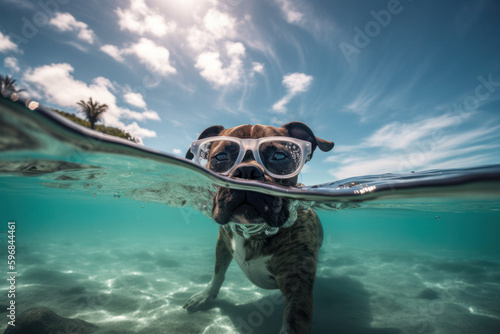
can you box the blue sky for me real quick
[1,0,499,185]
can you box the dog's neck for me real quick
[224,205,298,239]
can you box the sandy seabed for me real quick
[1,235,500,334]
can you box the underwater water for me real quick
[1,97,500,334]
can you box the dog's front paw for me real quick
[183,289,216,312]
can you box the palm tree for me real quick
[0,75,25,96]
[77,97,108,130]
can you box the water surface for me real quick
[1,97,500,333]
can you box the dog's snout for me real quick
[231,164,264,180]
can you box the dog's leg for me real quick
[183,231,232,312]
[271,211,320,334]
[275,257,317,334]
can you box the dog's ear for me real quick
[282,122,334,159]
[185,125,225,159]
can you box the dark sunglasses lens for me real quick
[258,141,302,176]
[198,140,240,173]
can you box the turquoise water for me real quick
[1,97,500,333]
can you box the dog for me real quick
[183,122,334,333]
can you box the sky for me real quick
[1,0,499,185]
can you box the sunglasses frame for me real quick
[189,136,312,179]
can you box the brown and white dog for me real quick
[183,122,334,333]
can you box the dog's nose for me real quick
[231,163,264,180]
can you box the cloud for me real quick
[272,72,313,113]
[124,38,176,76]
[123,91,160,122]
[0,31,18,53]
[366,113,473,150]
[325,112,500,179]
[275,0,305,25]
[336,56,432,123]
[121,121,157,140]
[124,91,147,109]
[186,7,256,90]
[203,8,237,41]
[195,42,246,87]
[23,63,159,143]
[4,57,20,72]
[3,0,35,9]
[251,62,264,75]
[108,2,261,91]
[283,72,314,94]
[173,148,182,155]
[100,45,125,63]
[342,93,380,120]
[273,0,335,40]
[188,8,237,51]
[101,38,176,77]
[49,13,95,44]
[116,0,176,37]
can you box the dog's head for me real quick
[186,122,334,228]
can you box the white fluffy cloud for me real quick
[100,45,125,63]
[195,42,245,87]
[107,2,258,90]
[252,62,264,74]
[49,13,95,44]
[203,8,237,41]
[283,72,314,94]
[124,38,176,76]
[124,91,147,109]
[101,38,176,77]
[188,8,237,51]
[0,31,18,53]
[186,7,252,89]
[23,63,159,142]
[272,72,313,113]
[4,57,20,72]
[116,0,176,37]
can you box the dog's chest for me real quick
[230,234,277,290]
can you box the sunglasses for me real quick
[189,136,312,179]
